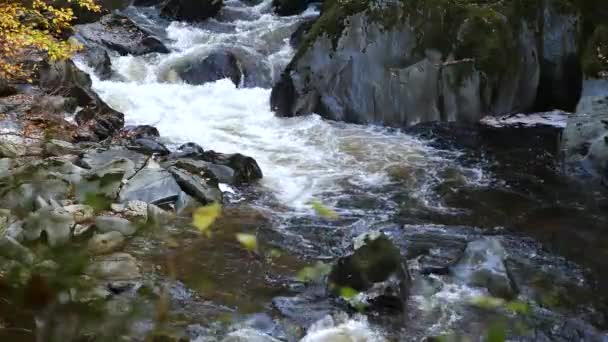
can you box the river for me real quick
[79,0,608,340]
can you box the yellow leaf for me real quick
[192,202,221,235]
[311,200,339,220]
[339,287,359,299]
[235,233,257,251]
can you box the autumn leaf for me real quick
[311,200,339,220]
[235,233,257,252]
[192,202,221,236]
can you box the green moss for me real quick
[582,25,608,78]
[294,0,533,77]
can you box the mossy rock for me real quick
[582,25,608,78]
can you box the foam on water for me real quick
[86,1,476,213]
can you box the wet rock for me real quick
[328,232,411,312]
[133,0,165,6]
[200,151,263,184]
[451,237,517,299]
[161,0,223,22]
[80,46,113,80]
[38,59,124,140]
[120,125,160,139]
[168,166,222,204]
[75,14,169,56]
[290,19,315,48]
[561,85,608,185]
[63,204,95,223]
[168,142,205,159]
[176,50,242,87]
[127,138,171,156]
[272,0,309,16]
[86,253,141,280]
[222,329,281,342]
[119,167,181,204]
[23,207,75,247]
[44,139,81,156]
[0,236,34,265]
[95,216,137,236]
[88,231,126,255]
[165,158,236,185]
[0,78,16,97]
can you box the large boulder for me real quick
[75,14,169,56]
[561,81,608,186]
[328,232,411,312]
[161,0,223,22]
[272,0,587,127]
[176,51,242,86]
[38,59,124,140]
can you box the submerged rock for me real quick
[161,0,223,22]
[451,237,517,299]
[328,232,411,312]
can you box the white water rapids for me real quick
[85,0,484,216]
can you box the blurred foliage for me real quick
[0,0,101,79]
[311,200,339,220]
[235,233,257,252]
[192,202,221,237]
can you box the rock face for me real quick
[561,81,608,186]
[161,0,223,22]
[328,232,411,312]
[271,0,583,127]
[75,14,169,56]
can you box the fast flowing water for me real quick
[80,1,608,340]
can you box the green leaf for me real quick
[311,200,339,220]
[297,262,331,282]
[192,202,221,236]
[505,301,530,314]
[339,287,359,299]
[486,321,507,342]
[471,296,505,310]
[235,233,257,251]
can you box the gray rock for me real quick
[44,139,81,156]
[147,204,174,225]
[0,236,34,265]
[4,221,24,242]
[175,191,201,215]
[451,237,517,299]
[23,207,75,247]
[73,223,94,238]
[165,158,236,185]
[0,158,12,178]
[198,151,263,184]
[75,158,135,202]
[81,149,147,174]
[0,135,27,158]
[112,200,148,222]
[168,166,222,204]
[118,167,181,204]
[176,50,242,87]
[75,14,169,56]
[328,232,411,312]
[562,90,608,185]
[80,46,113,80]
[95,216,137,236]
[88,231,126,255]
[86,252,141,280]
[272,2,542,127]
